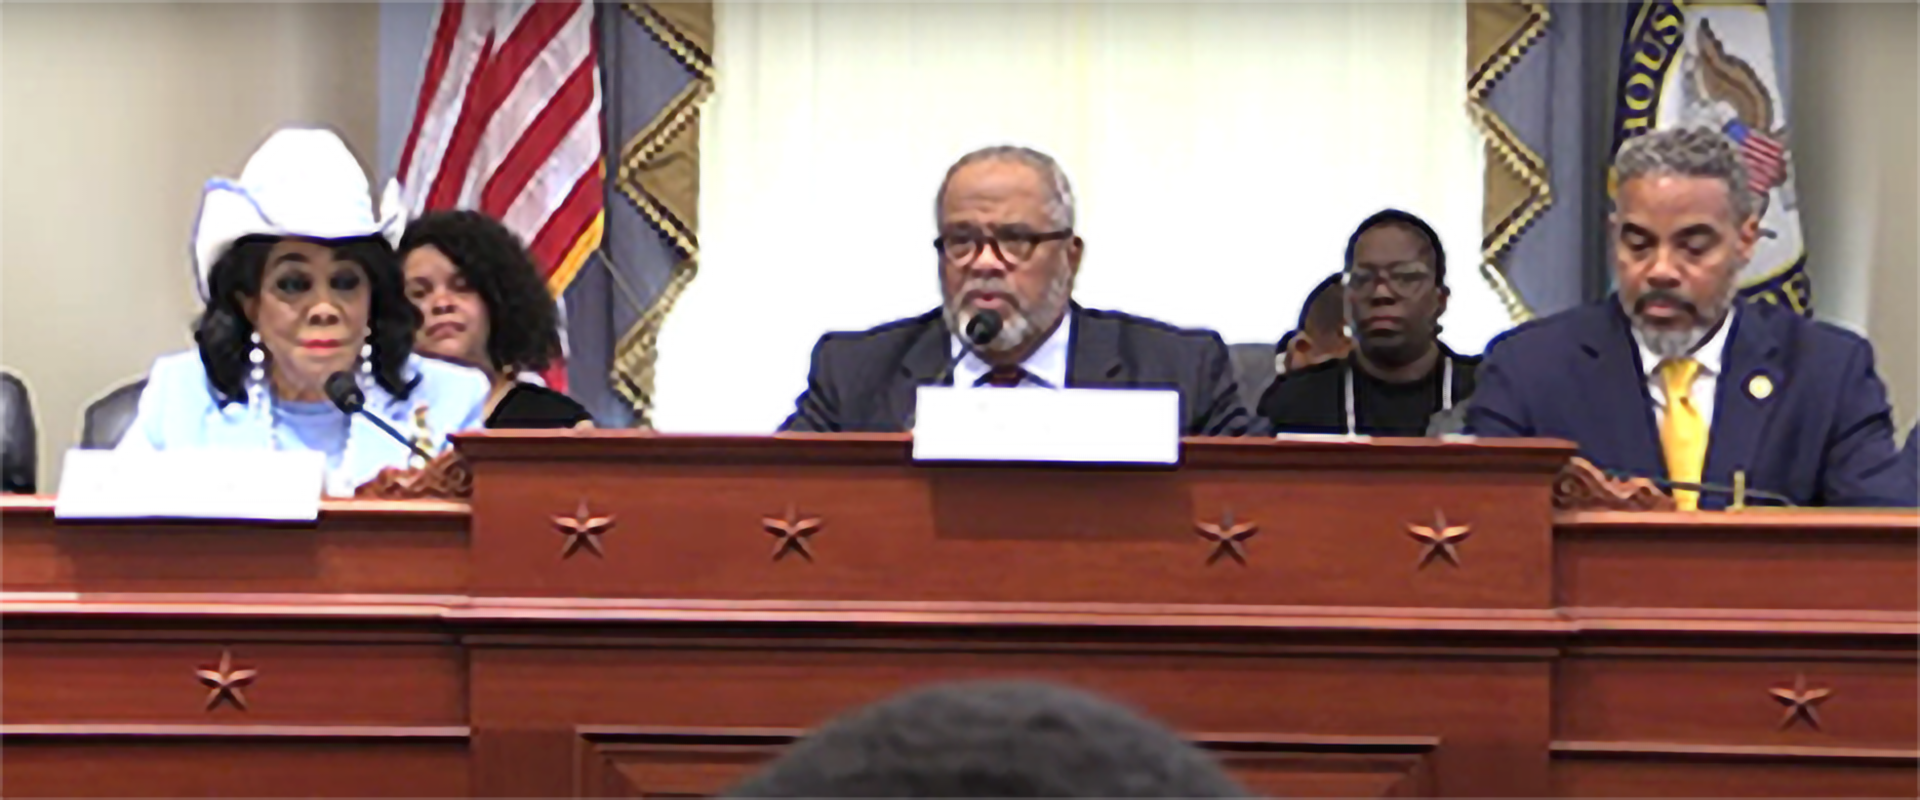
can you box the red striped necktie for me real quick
[977,366,1027,388]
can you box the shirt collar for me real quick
[1633,305,1735,378]
[951,312,1073,388]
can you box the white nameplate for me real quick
[55,449,325,522]
[912,387,1180,464]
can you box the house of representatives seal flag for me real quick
[1614,1,1809,315]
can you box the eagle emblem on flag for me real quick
[1619,2,1809,313]
[1684,20,1793,218]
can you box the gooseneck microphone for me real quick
[1598,466,1798,507]
[324,371,437,464]
[930,310,1004,388]
[903,311,1005,431]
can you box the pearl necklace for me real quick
[255,386,362,498]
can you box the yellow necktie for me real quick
[1659,358,1707,511]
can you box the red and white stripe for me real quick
[1739,132,1788,192]
[398,0,604,392]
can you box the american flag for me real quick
[1722,120,1788,194]
[396,0,604,392]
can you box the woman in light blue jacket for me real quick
[119,128,489,496]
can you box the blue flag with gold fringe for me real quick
[1614,1,1810,315]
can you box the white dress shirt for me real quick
[951,314,1072,390]
[1633,307,1735,431]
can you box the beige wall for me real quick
[0,2,379,486]
[1793,1,1920,432]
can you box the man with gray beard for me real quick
[1468,127,1914,508]
[780,146,1256,436]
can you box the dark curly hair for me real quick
[397,210,561,375]
[194,234,421,405]
[726,681,1247,798]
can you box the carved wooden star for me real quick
[763,504,823,562]
[195,649,258,711]
[1195,509,1259,566]
[1407,511,1472,568]
[1770,673,1833,730]
[552,500,616,559]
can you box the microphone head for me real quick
[323,371,366,414]
[964,310,1004,346]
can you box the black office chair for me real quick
[1,370,38,493]
[80,378,148,450]
[1227,342,1280,414]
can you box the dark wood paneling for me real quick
[1556,651,1918,748]
[1551,740,1920,797]
[5,436,1917,798]
[0,498,468,595]
[575,727,796,798]
[465,435,1562,609]
[0,733,469,797]
[1556,512,1920,612]
[468,636,1550,797]
[1,639,465,726]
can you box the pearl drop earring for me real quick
[248,331,266,384]
[358,330,375,394]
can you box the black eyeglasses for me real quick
[1344,263,1436,296]
[933,228,1073,267]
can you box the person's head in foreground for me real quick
[725,680,1249,798]
[1610,125,1760,359]
[936,146,1086,364]
[1343,209,1449,381]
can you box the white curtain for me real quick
[653,1,1492,433]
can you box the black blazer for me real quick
[779,305,1259,436]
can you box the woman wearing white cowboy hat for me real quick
[117,127,491,497]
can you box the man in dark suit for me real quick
[780,146,1255,436]
[1469,127,1914,508]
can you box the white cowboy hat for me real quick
[191,127,405,301]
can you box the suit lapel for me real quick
[1065,305,1124,387]
[1586,302,1667,477]
[885,314,952,429]
[1704,307,1781,488]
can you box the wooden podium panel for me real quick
[3,434,1915,798]
[1552,509,1920,797]
[0,499,468,596]
[464,623,1552,797]
[458,432,1570,610]
[1549,744,1920,797]
[1557,511,1920,612]
[1,729,469,798]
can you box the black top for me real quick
[486,382,593,429]
[1258,348,1479,437]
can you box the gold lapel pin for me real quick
[1748,373,1774,400]
[409,404,434,468]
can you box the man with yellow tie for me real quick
[1467,127,1916,509]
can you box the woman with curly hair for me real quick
[119,129,492,496]
[399,210,594,428]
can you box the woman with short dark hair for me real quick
[399,210,594,429]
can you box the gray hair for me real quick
[934,145,1077,230]
[1613,127,1759,221]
